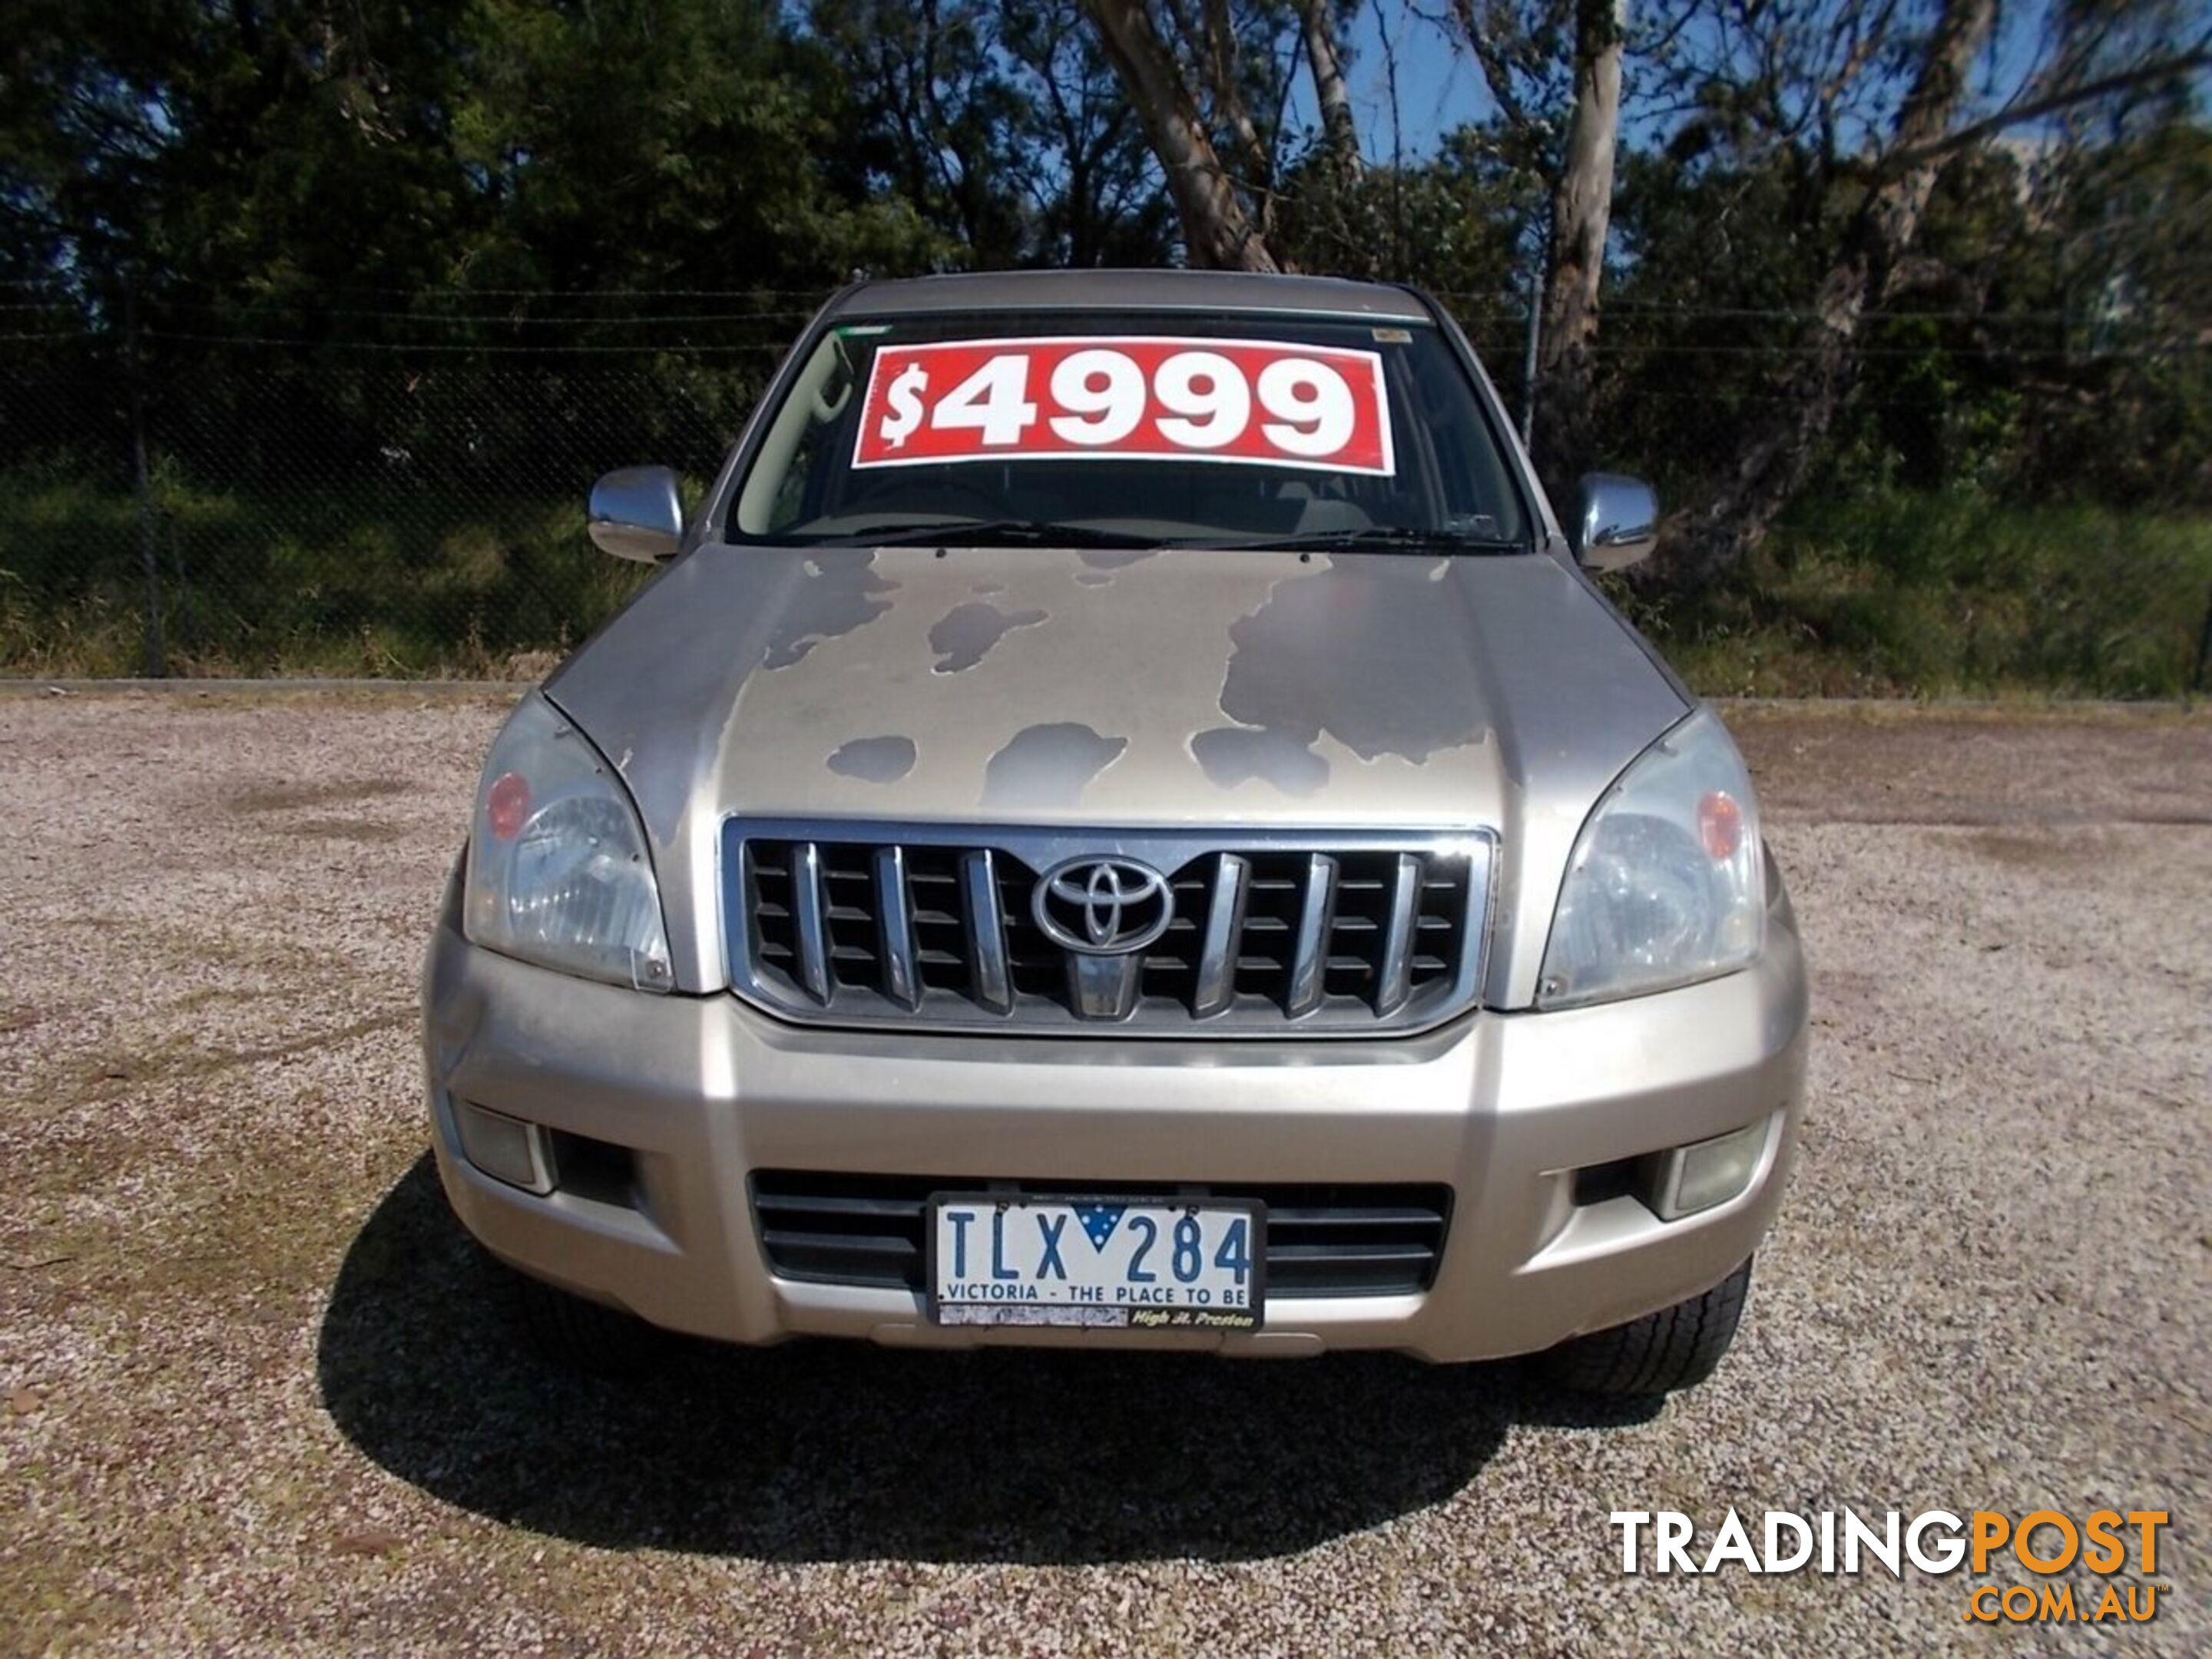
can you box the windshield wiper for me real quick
[848,518,1161,549]
[793,518,1528,555]
[1201,525,1532,555]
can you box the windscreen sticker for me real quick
[849,335,1395,475]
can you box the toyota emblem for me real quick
[1032,856,1174,955]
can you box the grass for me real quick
[3,465,2207,694]
[1616,492,2212,699]
[0,461,653,678]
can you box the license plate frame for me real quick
[924,1193,1267,1331]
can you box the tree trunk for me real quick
[1661,0,1998,587]
[1194,0,1273,190]
[1083,0,1279,271]
[1299,0,1362,177]
[1530,0,1624,504]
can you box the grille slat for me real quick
[759,1229,921,1255]
[1264,1206,1445,1229]
[1374,853,1422,1018]
[873,846,921,1010]
[752,1173,1452,1297]
[789,842,831,1004]
[1192,853,1250,1018]
[756,1193,926,1220]
[732,824,1491,1037]
[1285,852,1338,1017]
[960,847,1015,1013]
[1265,1243,1437,1264]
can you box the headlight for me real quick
[463,692,673,991]
[1538,707,1763,1008]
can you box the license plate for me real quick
[927,1195,1265,1331]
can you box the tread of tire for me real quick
[1541,1257,1753,1396]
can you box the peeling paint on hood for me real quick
[929,601,1048,674]
[763,550,899,670]
[826,734,918,783]
[982,722,1128,809]
[1192,557,1495,788]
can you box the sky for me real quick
[1286,5,1480,161]
[1281,1,2100,161]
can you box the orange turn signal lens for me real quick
[486,771,531,840]
[1697,790,1743,859]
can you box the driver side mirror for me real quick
[1571,474,1658,572]
[588,465,685,562]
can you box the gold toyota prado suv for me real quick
[421,270,1808,1396]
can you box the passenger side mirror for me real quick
[588,465,685,562]
[1571,474,1659,572]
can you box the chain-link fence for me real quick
[4,286,2208,693]
[0,295,806,677]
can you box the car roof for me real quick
[828,268,1436,323]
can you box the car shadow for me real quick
[317,1155,1660,1565]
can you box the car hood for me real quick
[546,540,1689,1005]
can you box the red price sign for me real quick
[850,336,1395,475]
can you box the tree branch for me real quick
[1449,0,1534,131]
[1081,0,1279,270]
[1887,49,2211,171]
[1299,0,1363,175]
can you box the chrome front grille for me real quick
[724,820,1494,1035]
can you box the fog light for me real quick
[1650,1117,1771,1221]
[454,1099,554,1194]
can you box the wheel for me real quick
[504,1263,667,1377]
[1538,1257,1753,1396]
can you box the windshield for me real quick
[727,309,1531,551]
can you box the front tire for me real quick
[1539,1257,1753,1396]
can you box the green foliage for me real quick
[1273,128,1543,293]
[0,463,651,677]
[449,0,949,293]
[803,0,1174,268]
[1614,490,2212,698]
[1594,116,2212,519]
[4,0,2210,693]
[6,460,2204,694]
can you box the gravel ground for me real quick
[1,691,2205,1655]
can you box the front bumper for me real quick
[420,882,1808,1364]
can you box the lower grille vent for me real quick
[751,1171,1452,1298]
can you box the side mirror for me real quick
[1571,473,1659,572]
[588,465,685,562]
